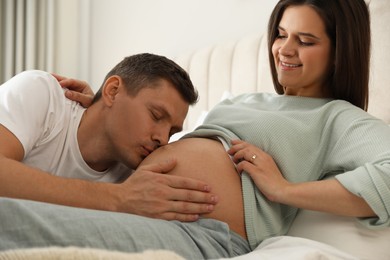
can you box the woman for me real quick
[1,0,388,258]
[140,0,386,251]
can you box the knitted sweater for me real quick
[184,93,390,250]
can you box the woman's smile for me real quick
[279,61,302,70]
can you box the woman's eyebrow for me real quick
[278,26,321,40]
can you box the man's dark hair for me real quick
[92,53,198,105]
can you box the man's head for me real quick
[90,53,198,169]
[92,53,198,106]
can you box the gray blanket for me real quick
[0,197,250,259]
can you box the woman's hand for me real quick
[52,73,95,108]
[227,139,289,202]
[228,140,375,217]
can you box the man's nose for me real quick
[153,130,169,147]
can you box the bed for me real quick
[0,0,389,259]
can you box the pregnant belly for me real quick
[141,137,246,239]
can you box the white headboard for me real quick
[175,0,390,131]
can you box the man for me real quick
[0,53,217,221]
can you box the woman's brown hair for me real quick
[268,0,371,110]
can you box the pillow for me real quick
[169,110,208,142]
[287,209,390,260]
[235,236,359,260]
[170,91,234,142]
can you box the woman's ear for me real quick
[101,76,122,107]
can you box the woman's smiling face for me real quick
[272,5,333,98]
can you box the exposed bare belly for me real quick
[141,137,246,239]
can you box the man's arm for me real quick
[0,124,217,221]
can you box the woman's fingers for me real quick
[64,90,94,108]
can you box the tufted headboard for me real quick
[175,0,390,131]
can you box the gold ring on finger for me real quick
[251,154,257,162]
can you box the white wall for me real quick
[54,0,82,79]
[55,0,279,91]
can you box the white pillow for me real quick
[228,236,359,260]
[169,110,208,142]
[170,91,234,142]
[287,209,390,260]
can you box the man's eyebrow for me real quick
[278,26,321,40]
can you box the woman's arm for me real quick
[228,139,376,217]
[51,73,95,108]
[276,178,375,217]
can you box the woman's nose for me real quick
[278,38,296,57]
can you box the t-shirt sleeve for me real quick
[0,70,66,157]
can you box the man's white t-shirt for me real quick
[0,70,130,182]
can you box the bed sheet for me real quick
[222,236,358,260]
[0,236,358,260]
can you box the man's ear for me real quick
[102,75,122,107]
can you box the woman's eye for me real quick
[299,40,314,46]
